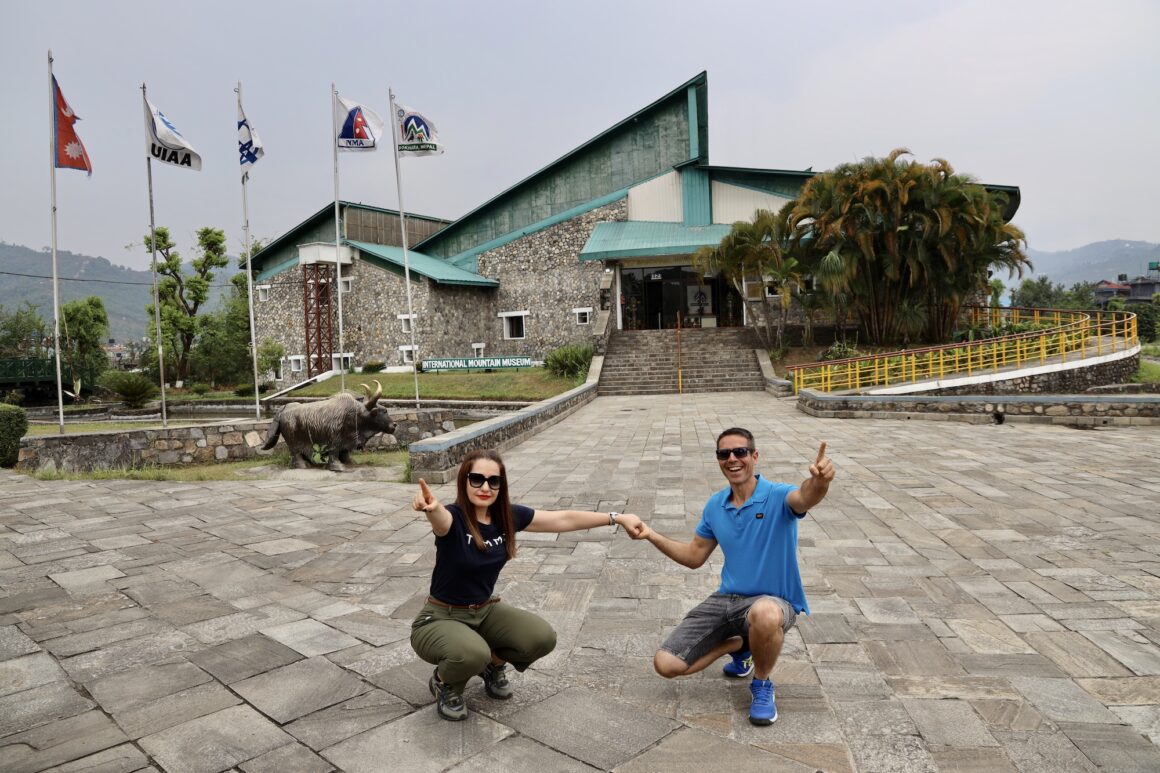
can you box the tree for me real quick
[1011,276,1067,308]
[0,302,48,358]
[989,278,1006,308]
[1063,282,1097,310]
[142,226,229,383]
[693,208,799,349]
[60,296,109,395]
[189,272,253,386]
[257,339,285,381]
[782,149,1030,345]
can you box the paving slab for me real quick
[504,687,680,770]
[232,656,370,723]
[139,705,293,773]
[2,392,1158,771]
[320,709,512,773]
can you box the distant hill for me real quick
[0,241,241,344]
[1026,240,1160,287]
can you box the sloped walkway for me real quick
[2,393,1159,772]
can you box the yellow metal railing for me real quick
[786,307,1139,394]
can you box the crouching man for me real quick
[631,427,834,725]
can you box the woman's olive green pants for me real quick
[410,600,557,694]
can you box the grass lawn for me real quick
[31,449,408,482]
[293,368,580,401]
[25,420,209,437]
[1132,359,1160,384]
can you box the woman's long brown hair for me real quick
[455,449,517,560]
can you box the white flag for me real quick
[395,102,444,157]
[335,95,384,151]
[143,96,202,170]
[238,98,264,176]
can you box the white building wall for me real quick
[711,182,793,224]
[626,171,682,222]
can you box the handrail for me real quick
[785,307,1139,394]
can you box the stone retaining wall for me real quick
[408,381,598,483]
[919,354,1140,396]
[16,410,454,473]
[797,389,1160,426]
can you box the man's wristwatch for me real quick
[609,511,619,527]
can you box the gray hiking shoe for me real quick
[481,662,513,699]
[429,668,467,720]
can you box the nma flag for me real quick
[335,96,384,150]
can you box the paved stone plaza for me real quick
[2,392,1159,772]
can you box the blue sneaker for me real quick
[723,650,754,678]
[749,678,777,725]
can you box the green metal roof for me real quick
[347,240,499,287]
[579,221,731,262]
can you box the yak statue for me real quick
[262,380,397,471]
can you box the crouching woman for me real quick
[410,449,643,721]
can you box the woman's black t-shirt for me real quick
[429,503,535,605]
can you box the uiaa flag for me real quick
[143,96,202,170]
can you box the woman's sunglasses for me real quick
[715,447,754,461]
[467,473,504,489]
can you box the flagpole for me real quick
[331,84,346,393]
[47,51,66,435]
[389,89,421,409]
[238,82,261,421]
[142,83,168,429]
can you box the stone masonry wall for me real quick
[925,355,1139,396]
[475,200,627,357]
[16,410,454,473]
[254,199,625,382]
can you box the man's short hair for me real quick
[717,427,755,448]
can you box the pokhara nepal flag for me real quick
[52,76,92,175]
[335,96,384,150]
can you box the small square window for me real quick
[289,356,304,373]
[398,313,415,333]
[499,311,527,340]
[472,343,485,357]
[340,278,353,294]
[274,357,285,381]
[257,285,270,302]
[573,307,593,325]
[399,346,416,364]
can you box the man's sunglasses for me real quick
[715,447,754,461]
[467,473,504,489]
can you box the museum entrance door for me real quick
[619,266,743,329]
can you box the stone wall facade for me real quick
[255,200,626,386]
[17,410,454,473]
[475,200,626,357]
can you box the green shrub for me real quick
[0,404,28,467]
[258,382,272,394]
[544,344,593,380]
[235,384,255,397]
[1134,303,1158,342]
[189,383,210,396]
[362,360,386,374]
[818,340,862,361]
[99,371,159,409]
[2,389,25,406]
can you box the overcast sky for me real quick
[2,0,1157,271]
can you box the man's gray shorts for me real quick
[660,593,798,665]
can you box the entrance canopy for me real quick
[579,221,730,262]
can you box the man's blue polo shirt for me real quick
[695,474,810,614]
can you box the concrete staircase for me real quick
[598,327,766,395]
